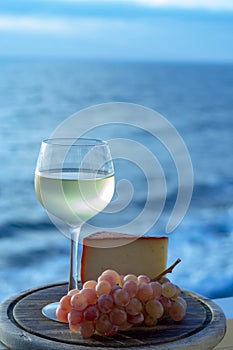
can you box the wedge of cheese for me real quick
[81,232,168,283]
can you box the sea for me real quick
[0,59,233,302]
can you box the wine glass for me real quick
[34,138,115,320]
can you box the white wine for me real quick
[35,170,115,226]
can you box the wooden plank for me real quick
[0,283,226,350]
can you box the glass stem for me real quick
[69,227,81,291]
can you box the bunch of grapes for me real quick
[56,269,187,339]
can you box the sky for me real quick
[0,0,233,62]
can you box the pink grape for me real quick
[145,299,164,319]
[95,314,113,335]
[68,309,83,325]
[68,288,80,296]
[136,282,153,302]
[80,320,95,338]
[162,282,177,298]
[106,325,119,336]
[110,285,121,296]
[71,292,88,311]
[144,314,158,327]
[123,274,138,283]
[97,294,114,313]
[113,288,130,307]
[69,322,80,332]
[98,273,116,286]
[150,281,162,299]
[123,280,138,298]
[83,280,97,290]
[159,276,170,284]
[84,305,100,321]
[59,295,72,312]
[137,275,150,284]
[169,301,186,321]
[127,312,144,326]
[173,285,181,298]
[118,321,133,331]
[96,280,111,296]
[80,288,97,305]
[58,269,187,339]
[101,269,121,285]
[176,296,187,310]
[109,307,127,326]
[159,296,172,311]
[125,297,143,316]
[119,275,124,287]
[56,306,68,322]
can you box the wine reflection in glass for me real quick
[34,138,115,320]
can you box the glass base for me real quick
[42,302,65,322]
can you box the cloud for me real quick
[48,0,233,11]
[0,14,127,37]
[1,0,233,20]
[0,15,114,36]
[134,0,233,9]
[0,15,69,33]
[0,2,232,62]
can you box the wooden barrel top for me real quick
[0,283,226,350]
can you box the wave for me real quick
[0,220,54,238]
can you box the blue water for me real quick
[0,60,233,301]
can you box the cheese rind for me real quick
[81,232,168,283]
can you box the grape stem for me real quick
[152,258,181,281]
